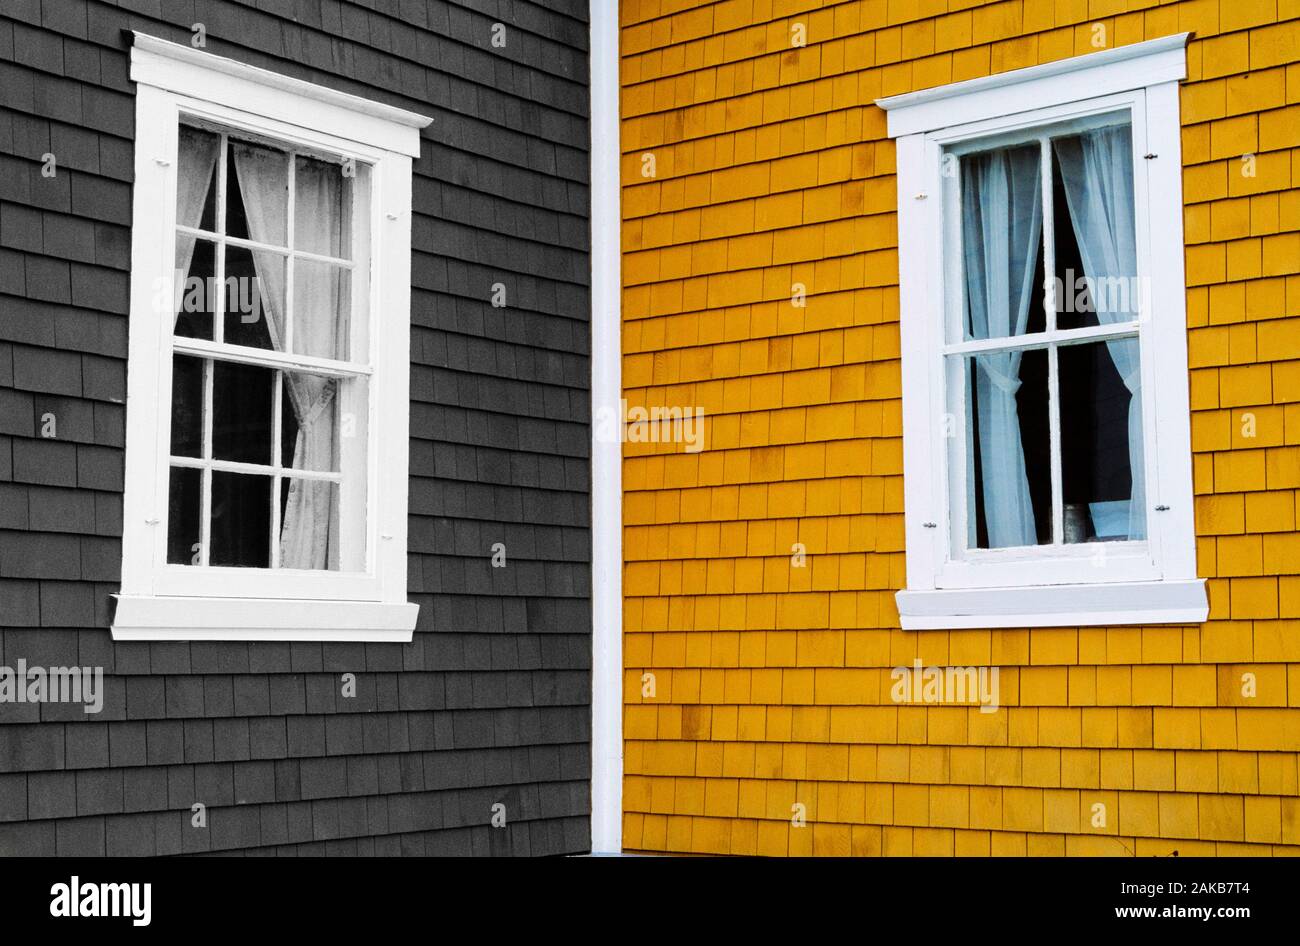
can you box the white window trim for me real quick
[878,34,1207,630]
[114,34,431,641]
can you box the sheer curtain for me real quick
[962,146,1042,548]
[232,147,341,569]
[174,128,218,326]
[1055,125,1146,540]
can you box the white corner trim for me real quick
[876,32,1190,138]
[896,579,1208,630]
[588,0,623,856]
[130,32,432,157]
[111,595,418,641]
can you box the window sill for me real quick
[110,594,418,641]
[896,579,1207,630]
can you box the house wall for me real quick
[0,0,592,855]
[620,0,1300,855]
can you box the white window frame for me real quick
[113,34,430,641]
[878,34,1207,630]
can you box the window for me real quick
[879,34,1207,629]
[113,34,430,640]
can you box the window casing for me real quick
[879,35,1207,629]
[114,34,430,640]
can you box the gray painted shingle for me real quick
[0,0,591,856]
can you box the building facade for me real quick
[2,0,1299,858]
[619,0,1300,856]
[0,0,592,856]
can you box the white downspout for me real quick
[588,0,623,855]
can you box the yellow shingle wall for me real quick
[619,0,1300,856]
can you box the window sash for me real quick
[942,107,1152,566]
[168,119,372,576]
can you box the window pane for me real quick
[292,259,350,360]
[212,361,273,465]
[964,348,1052,549]
[223,244,283,350]
[170,354,204,458]
[960,143,1043,342]
[295,154,351,259]
[177,125,218,233]
[166,467,202,565]
[227,139,288,245]
[174,238,216,340]
[1060,338,1144,542]
[210,472,271,567]
[1053,124,1140,332]
[281,373,339,472]
[279,478,339,570]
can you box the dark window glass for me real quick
[1060,339,1141,542]
[174,239,216,340]
[223,245,281,350]
[212,361,273,465]
[210,472,271,567]
[170,355,203,458]
[166,467,202,565]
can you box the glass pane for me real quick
[960,143,1044,342]
[278,478,340,570]
[170,354,204,458]
[212,361,273,465]
[174,238,216,340]
[1060,338,1144,542]
[227,139,289,246]
[223,244,283,350]
[166,466,202,565]
[295,154,351,259]
[176,125,218,233]
[964,348,1052,549]
[292,259,349,360]
[280,373,339,472]
[210,472,271,567]
[1053,125,1140,332]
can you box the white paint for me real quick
[880,37,1204,629]
[112,595,418,641]
[115,33,429,641]
[130,33,430,156]
[588,0,623,856]
[897,579,1208,630]
[877,33,1190,138]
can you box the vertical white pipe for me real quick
[588,0,623,855]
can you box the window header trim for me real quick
[875,33,1190,138]
[130,32,432,157]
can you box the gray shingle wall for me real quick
[0,0,591,855]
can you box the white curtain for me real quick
[232,147,341,569]
[962,146,1042,548]
[1055,126,1146,540]
[174,127,218,326]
